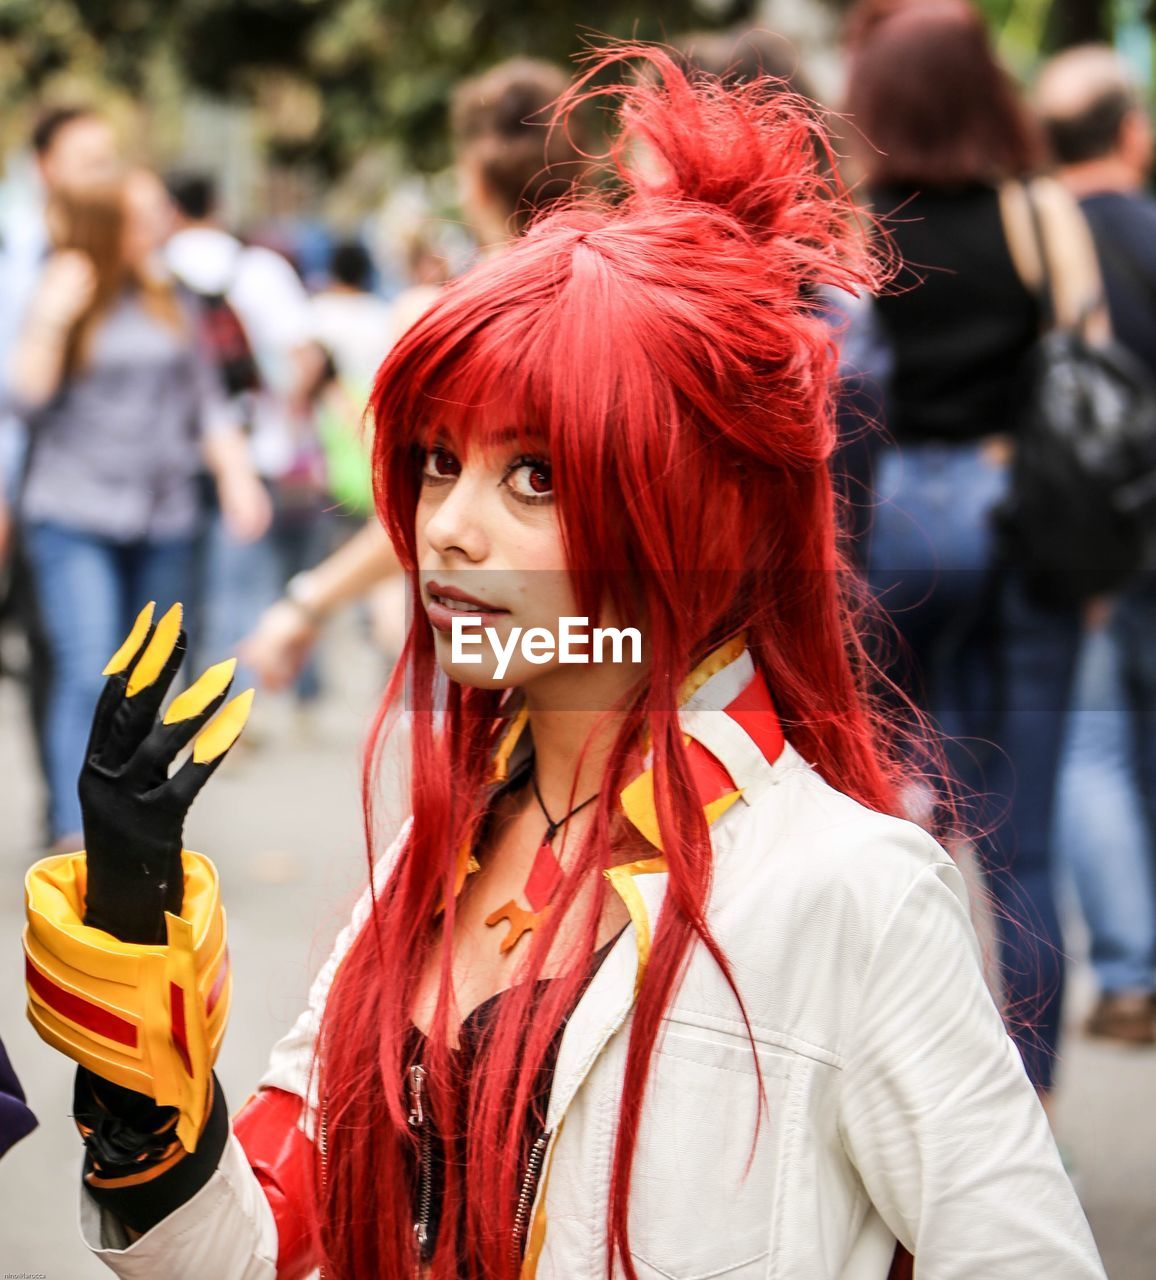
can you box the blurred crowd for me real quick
[0,0,1154,1151]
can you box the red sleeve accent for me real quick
[233,1087,319,1280]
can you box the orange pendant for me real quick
[484,838,564,953]
[485,901,553,954]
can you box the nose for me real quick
[420,469,492,563]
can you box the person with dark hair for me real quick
[450,58,597,239]
[845,0,1107,1105]
[328,239,374,291]
[163,169,328,707]
[1037,45,1156,1046]
[23,47,1104,1280]
[309,239,394,518]
[164,171,217,224]
[312,240,390,388]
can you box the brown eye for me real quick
[505,456,553,500]
[422,446,460,481]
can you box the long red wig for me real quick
[317,45,908,1280]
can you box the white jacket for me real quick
[80,644,1106,1279]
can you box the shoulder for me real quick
[235,245,306,294]
[710,746,964,975]
[231,247,312,336]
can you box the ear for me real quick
[1119,109,1153,175]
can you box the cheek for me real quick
[501,512,573,612]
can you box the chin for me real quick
[431,633,516,691]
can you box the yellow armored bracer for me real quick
[24,849,231,1152]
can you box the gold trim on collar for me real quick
[490,704,530,783]
[677,633,747,705]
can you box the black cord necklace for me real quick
[530,773,600,846]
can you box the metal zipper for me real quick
[408,1063,433,1261]
[318,1098,329,1280]
[511,1129,551,1266]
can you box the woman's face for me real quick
[121,170,174,271]
[415,430,639,698]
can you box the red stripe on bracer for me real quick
[170,982,193,1076]
[724,670,785,765]
[206,947,230,1017]
[26,957,138,1048]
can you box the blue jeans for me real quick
[1055,618,1156,994]
[25,522,196,842]
[1116,579,1156,843]
[867,441,1080,1091]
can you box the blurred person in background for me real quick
[241,57,596,691]
[845,0,1104,1105]
[0,106,120,840]
[164,172,328,707]
[1037,45,1156,1045]
[310,239,394,520]
[2,169,268,850]
[0,106,120,377]
[312,239,394,392]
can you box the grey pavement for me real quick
[0,622,1151,1278]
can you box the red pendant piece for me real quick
[485,838,564,954]
[523,838,563,911]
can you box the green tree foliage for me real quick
[0,0,756,175]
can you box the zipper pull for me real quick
[407,1063,427,1128]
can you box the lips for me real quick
[425,580,509,634]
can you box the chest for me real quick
[408,805,629,1038]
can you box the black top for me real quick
[872,183,1041,442]
[1079,190,1156,384]
[404,930,622,1267]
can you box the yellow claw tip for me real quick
[101,602,156,676]
[163,658,237,726]
[192,688,255,765]
[126,602,185,697]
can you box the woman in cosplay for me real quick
[23,47,1105,1280]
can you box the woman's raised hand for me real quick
[28,249,98,334]
[80,601,253,945]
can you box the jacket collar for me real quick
[487,634,786,853]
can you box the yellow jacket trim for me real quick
[24,850,230,1152]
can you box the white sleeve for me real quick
[79,1133,277,1278]
[837,861,1107,1280]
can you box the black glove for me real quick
[80,602,251,945]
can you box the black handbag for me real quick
[997,182,1156,609]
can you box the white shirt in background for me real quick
[165,227,314,479]
[309,289,395,390]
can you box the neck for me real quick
[521,663,646,816]
[1059,155,1144,198]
